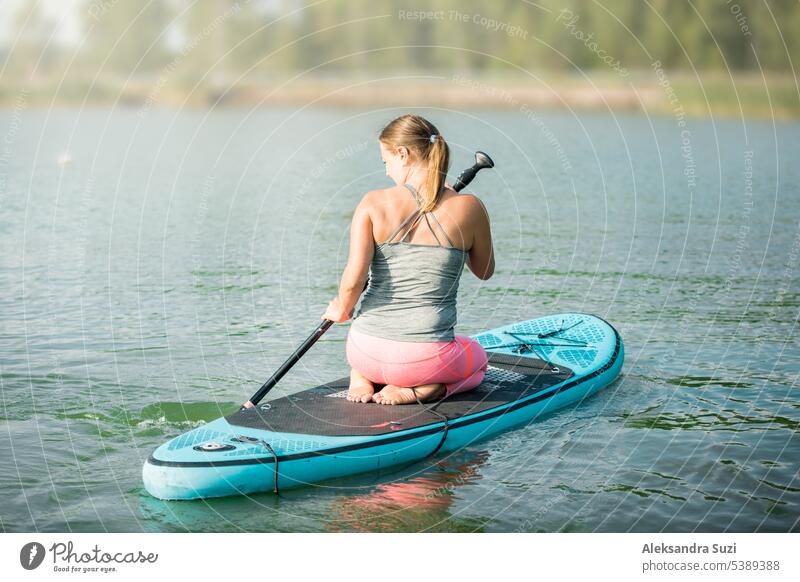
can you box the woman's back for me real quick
[351,183,491,342]
[371,184,470,248]
[370,183,494,278]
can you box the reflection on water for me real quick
[325,452,489,533]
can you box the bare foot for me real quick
[373,383,445,405]
[347,368,376,403]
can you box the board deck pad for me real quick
[225,352,575,437]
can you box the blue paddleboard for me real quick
[143,312,623,500]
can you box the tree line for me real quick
[2,0,797,81]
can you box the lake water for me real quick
[1,107,798,532]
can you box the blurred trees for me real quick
[2,0,798,79]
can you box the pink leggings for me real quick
[346,327,489,398]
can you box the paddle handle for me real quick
[452,151,494,192]
[243,151,494,409]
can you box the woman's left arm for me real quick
[322,196,374,323]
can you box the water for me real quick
[1,107,798,532]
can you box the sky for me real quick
[0,0,82,46]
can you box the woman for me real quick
[322,114,495,405]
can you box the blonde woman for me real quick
[322,114,495,405]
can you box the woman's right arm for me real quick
[465,195,494,280]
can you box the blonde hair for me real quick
[379,114,450,212]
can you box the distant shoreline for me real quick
[0,72,797,119]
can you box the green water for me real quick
[0,108,798,532]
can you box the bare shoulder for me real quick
[454,191,484,206]
[359,187,399,207]
[353,189,384,217]
[358,189,378,206]
[451,192,489,219]
[360,187,410,218]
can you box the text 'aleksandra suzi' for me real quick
[642,542,737,554]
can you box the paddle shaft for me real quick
[243,152,494,409]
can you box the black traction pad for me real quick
[225,352,574,437]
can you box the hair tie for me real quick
[429,133,437,144]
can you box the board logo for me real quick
[20,542,46,570]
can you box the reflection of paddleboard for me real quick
[143,313,623,500]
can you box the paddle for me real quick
[242,151,495,410]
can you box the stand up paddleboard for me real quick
[143,312,623,500]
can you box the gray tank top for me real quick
[351,184,467,342]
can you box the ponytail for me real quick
[422,134,449,212]
[379,114,450,212]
